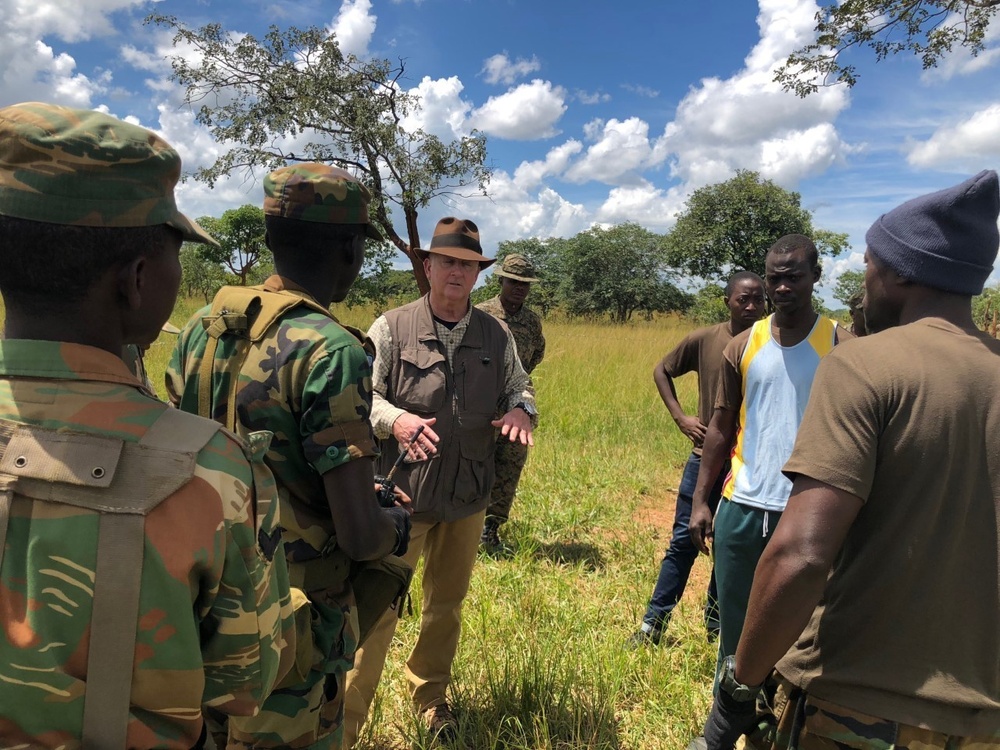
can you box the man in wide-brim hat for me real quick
[343,217,539,747]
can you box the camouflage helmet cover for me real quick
[0,102,216,246]
[263,163,383,240]
[494,253,539,282]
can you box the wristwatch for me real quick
[718,655,761,702]
[514,401,538,417]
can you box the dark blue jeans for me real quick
[641,452,725,635]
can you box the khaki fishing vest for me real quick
[0,407,221,749]
[379,296,507,523]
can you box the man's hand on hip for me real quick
[676,415,707,447]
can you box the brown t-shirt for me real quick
[777,319,1000,736]
[659,321,735,455]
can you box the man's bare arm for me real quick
[734,476,863,686]
[689,407,738,554]
[653,363,705,446]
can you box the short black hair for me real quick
[0,215,177,315]
[766,234,820,272]
[264,215,365,260]
[724,270,764,297]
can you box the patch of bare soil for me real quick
[630,487,713,597]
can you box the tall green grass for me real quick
[331,308,716,750]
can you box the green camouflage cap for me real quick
[494,253,539,282]
[263,163,382,240]
[0,102,216,246]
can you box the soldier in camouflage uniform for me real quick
[0,102,294,749]
[167,164,411,750]
[700,172,1000,749]
[475,254,545,549]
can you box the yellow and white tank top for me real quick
[723,314,838,511]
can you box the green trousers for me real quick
[712,498,783,689]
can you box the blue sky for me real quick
[3,0,1000,303]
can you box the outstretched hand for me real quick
[492,408,534,446]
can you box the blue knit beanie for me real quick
[865,169,1000,295]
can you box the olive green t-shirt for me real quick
[659,321,735,455]
[778,318,1000,736]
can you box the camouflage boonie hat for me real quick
[494,253,539,282]
[0,102,216,246]
[263,164,382,240]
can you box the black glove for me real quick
[703,689,758,750]
[384,505,411,557]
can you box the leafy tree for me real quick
[380,269,421,302]
[343,242,402,314]
[666,170,849,282]
[180,243,227,302]
[149,15,491,294]
[197,205,271,286]
[974,283,1000,335]
[776,0,1000,97]
[687,284,730,325]
[833,269,865,307]
[559,223,679,323]
[812,296,836,317]
[473,237,564,315]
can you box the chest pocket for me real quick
[395,348,448,414]
[455,353,503,416]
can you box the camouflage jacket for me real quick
[475,296,546,375]
[166,276,378,671]
[0,340,293,749]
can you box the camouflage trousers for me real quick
[767,679,1000,750]
[485,435,529,524]
[224,584,358,749]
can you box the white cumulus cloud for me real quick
[0,0,144,108]
[469,80,567,140]
[513,140,583,189]
[565,117,654,185]
[906,103,1000,171]
[596,182,687,230]
[330,0,377,57]
[453,171,590,249]
[402,76,474,140]
[481,53,541,85]
[651,0,851,189]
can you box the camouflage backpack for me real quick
[0,408,222,748]
[198,286,411,645]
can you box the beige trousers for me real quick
[342,509,486,749]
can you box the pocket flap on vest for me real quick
[399,348,446,370]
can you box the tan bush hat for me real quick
[415,216,495,268]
